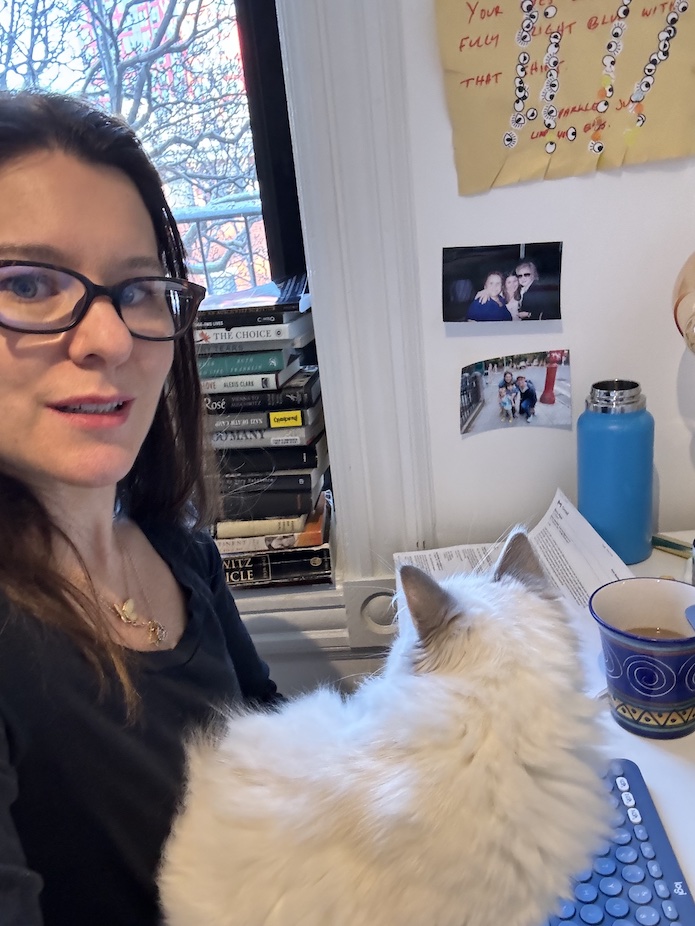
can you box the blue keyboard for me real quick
[544,759,695,925]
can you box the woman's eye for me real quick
[0,271,51,300]
[120,282,151,307]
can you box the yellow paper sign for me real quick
[436,0,695,195]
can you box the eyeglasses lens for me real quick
[0,264,81,332]
[0,263,197,339]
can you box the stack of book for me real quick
[194,275,332,590]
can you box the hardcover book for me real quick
[215,513,307,540]
[203,367,321,414]
[213,493,330,554]
[198,273,308,314]
[221,541,332,589]
[209,417,324,450]
[216,433,328,475]
[194,312,313,346]
[195,329,315,355]
[207,399,323,433]
[197,348,297,378]
[220,479,323,520]
[201,356,302,394]
[219,462,326,494]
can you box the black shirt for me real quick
[0,523,279,926]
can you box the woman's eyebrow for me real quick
[0,244,163,274]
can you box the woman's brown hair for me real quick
[0,91,218,710]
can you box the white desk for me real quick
[597,536,695,887]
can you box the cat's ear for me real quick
[493,529,548,590]
[399,565,459,640]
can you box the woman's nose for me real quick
[66,294,134,364]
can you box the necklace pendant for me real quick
[147,620,167,646]
[114,598,139,625]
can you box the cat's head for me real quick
[391,529,576,682]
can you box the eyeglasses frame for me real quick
[0,260,206,341]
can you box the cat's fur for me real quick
[159,531,608,926]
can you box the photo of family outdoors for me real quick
[443,241,562,324]
[460,351,571,437]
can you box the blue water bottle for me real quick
[577,380,654,564]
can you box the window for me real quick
[0,0,303,293]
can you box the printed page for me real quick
[394,489,634,697]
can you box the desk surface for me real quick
[598,537,695,887]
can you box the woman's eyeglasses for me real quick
[0,261,206,341]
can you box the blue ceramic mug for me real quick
[589,577,695,739]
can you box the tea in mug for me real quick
[626,626,687,640]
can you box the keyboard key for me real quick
[579,903,604,924]
[594,857,617,876]
[635,906,660,925]
[610,760,625,777]
[634,825,649,841]
[616,776,630,791]
[575,882,598,903]
[612,921,638,926]
[622,792,636,807]
[629,885,653,905]
[628,808,643,824]
[605,897,630,918]
[616,846,639,864]
[661,900,679,921]
[647,861,663,879]
[640,843,656,860]
[555,898,576,919]
[623,865,646,884]
[613,829,632,845]
[654,881,670,900]
[599,877,623,896]
[576,868,594,883]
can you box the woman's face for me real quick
[0,150,173,497]
[504,372,513,384]
[504,274,519,298]
[484,273,503,298]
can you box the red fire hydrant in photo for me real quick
[540,350,564,404]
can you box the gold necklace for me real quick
[110,528,167,648]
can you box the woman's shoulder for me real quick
[138,518,221,584]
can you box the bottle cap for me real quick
[585,379,646,414]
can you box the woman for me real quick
[503,271,522,320]
[0,92,280,926]
[465,271,512,322]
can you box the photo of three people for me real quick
[443,241,562,324]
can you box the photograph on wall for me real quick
[435,0,695,195]
[443,241,562,323]
[460,349,571,436]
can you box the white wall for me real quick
[399,0,695,545]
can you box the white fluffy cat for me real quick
[159,530,608,926]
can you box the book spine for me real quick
[217,447,320,473]
[210,425,318,448]
[221,490,316,520]
[209,413,269,432]
[213,522,324,554]
[197,309,300,326]
[197,350,290,378]
[201,371,286,393]
[215,514,307,538]
[221,546,332,588]
[203,383,319,413]
[195,319,309,345]
[220,471,318,492]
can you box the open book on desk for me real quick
[394,489,634,699]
